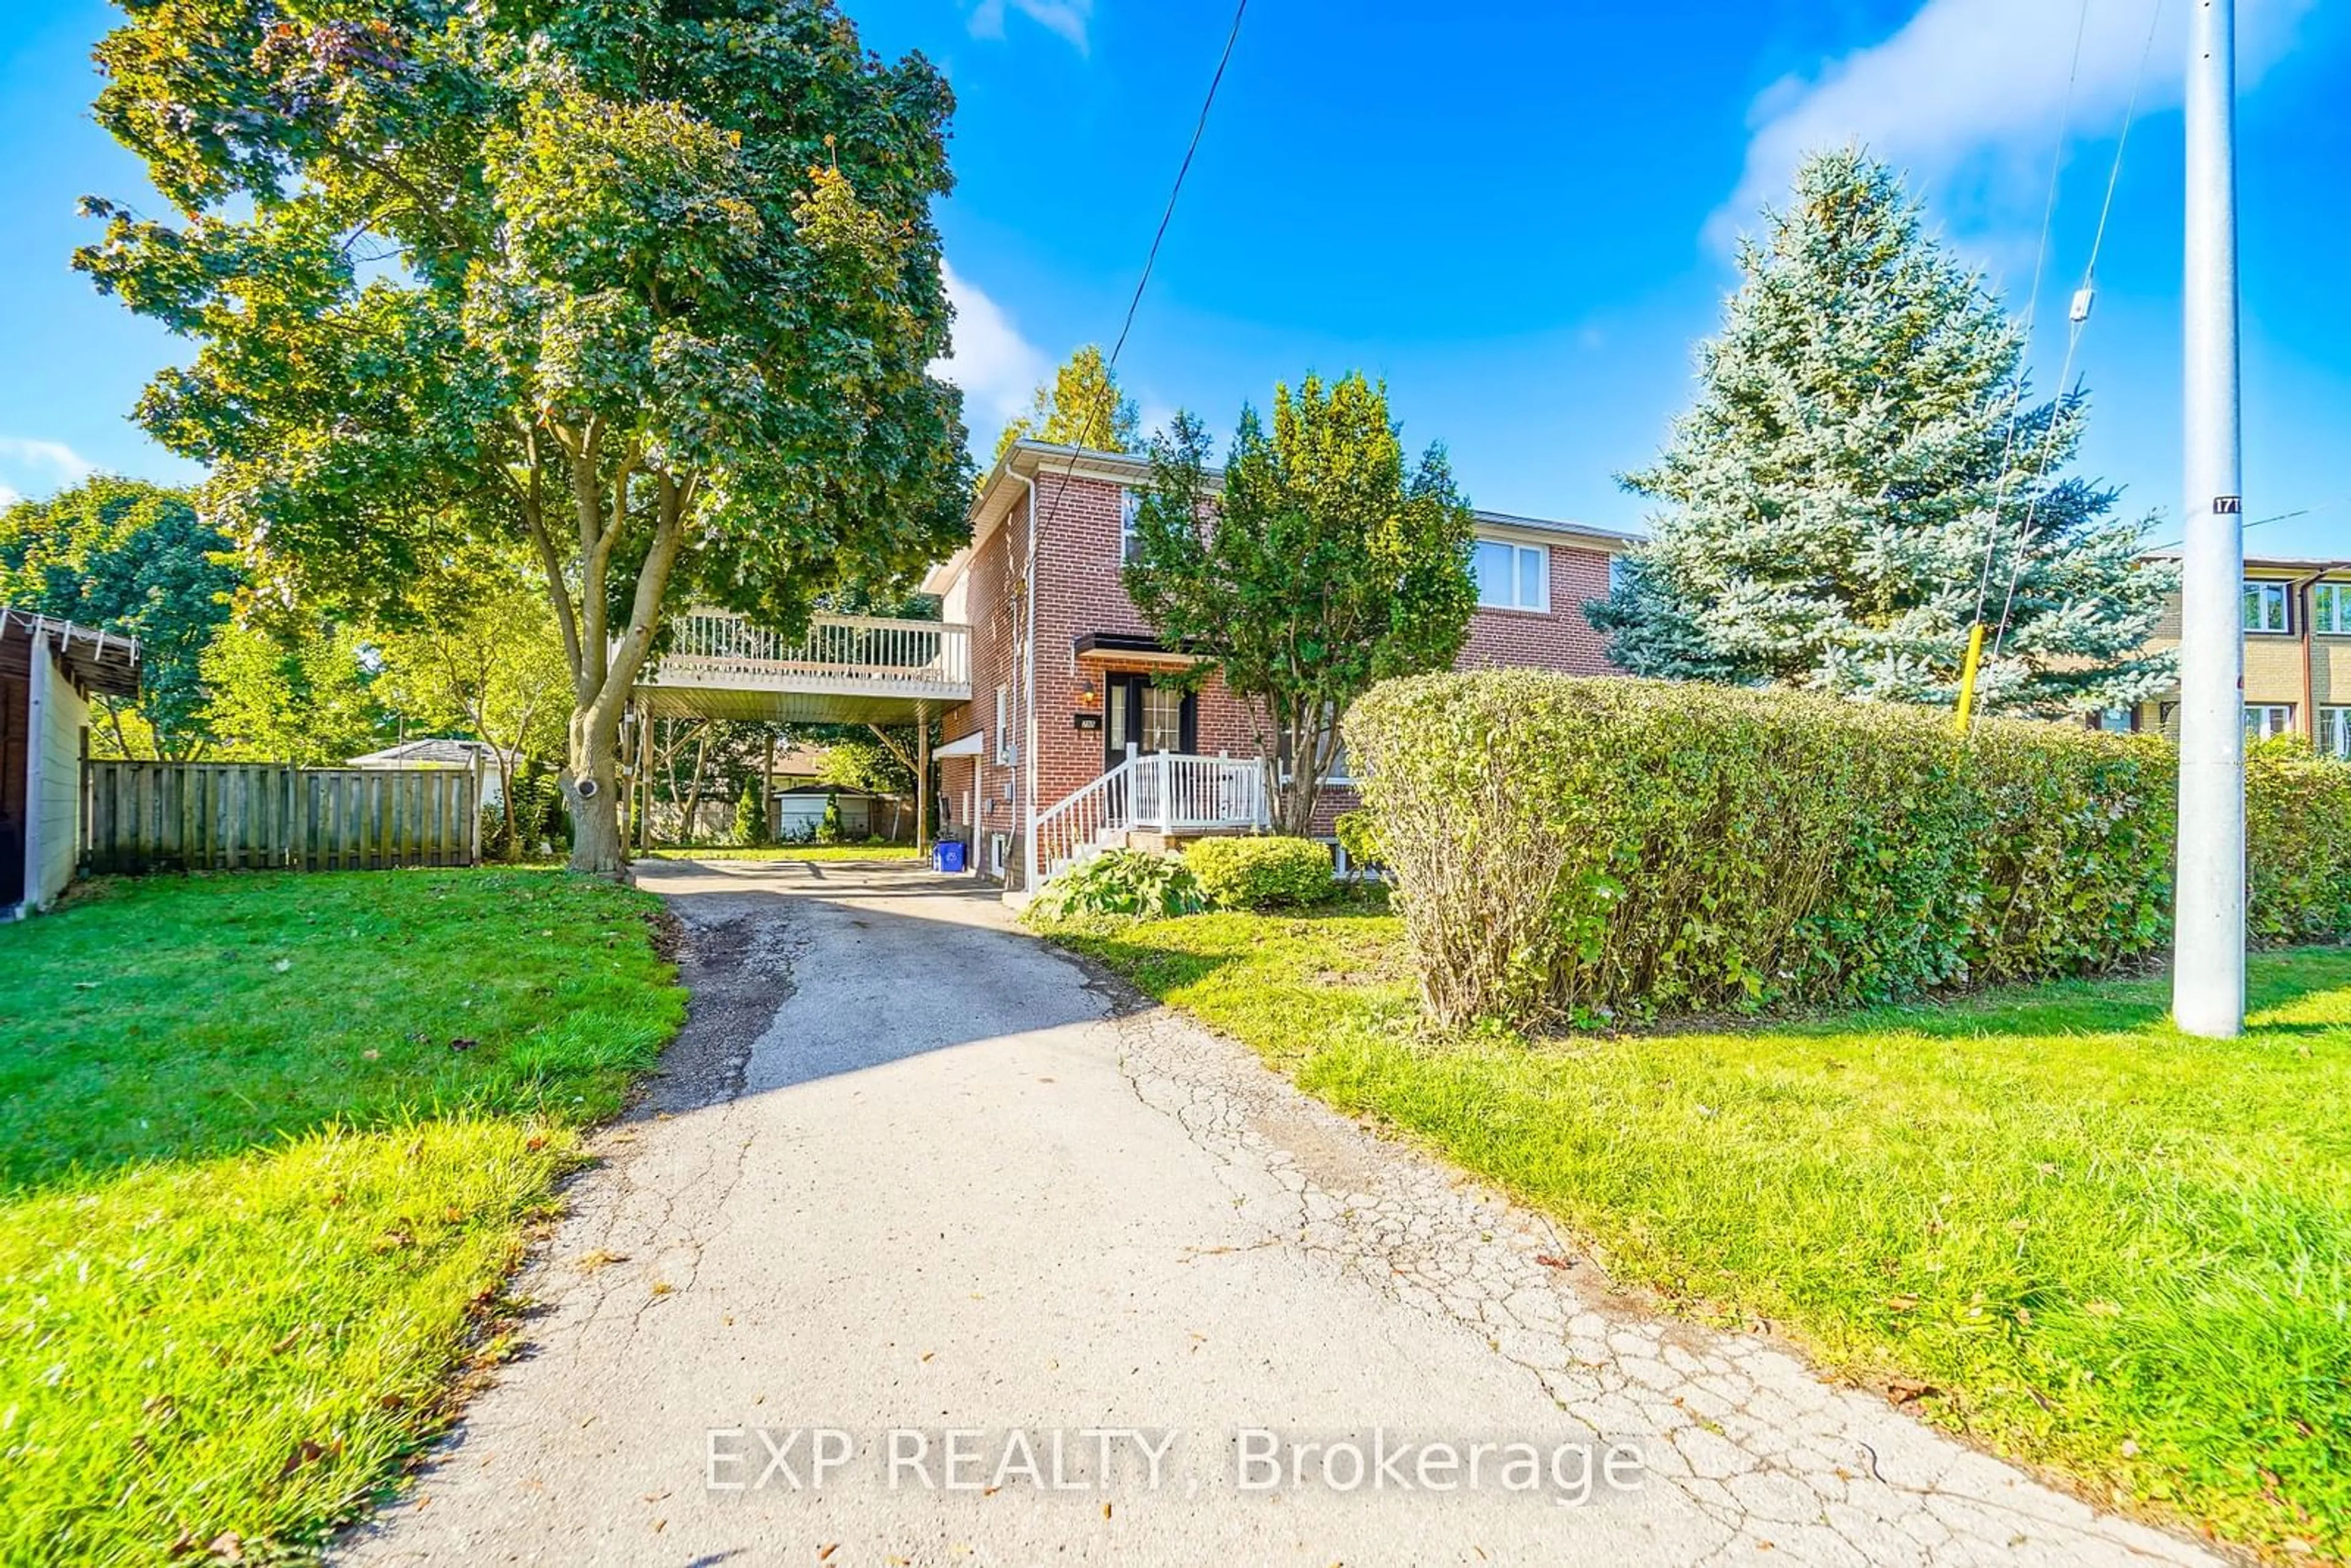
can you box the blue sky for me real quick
[3,0,2345,560]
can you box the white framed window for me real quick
[1119,489,1144,566]
[2322,706,2351,759]
[2243,580,2290,634]
[2244,703,2295,743]
[1474,539,1548,612]
[988,833,1008,877]
[2313,582,2351,635]
[2094,707,2135,734]
[994,686,1014,765]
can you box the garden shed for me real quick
[772,784,913,844]
[1,609,140,916]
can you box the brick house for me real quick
[920,440,1637,888]
[2101,555,2351,752]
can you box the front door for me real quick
[1103,673,1196,769]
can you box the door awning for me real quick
[1071,632,1202,673]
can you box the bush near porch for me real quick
[1348,672,2213,1027]
[0,871,684,1563]
[1183,835,1337,910]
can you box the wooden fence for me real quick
[83,761,480,874]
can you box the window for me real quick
[1276,705,1352,784]
[2094,707,2135,734]
[1474,539,1548,612]
[994,686,1014,765]
[1608,554,1630,597]
[2243,580,2290,633]
[2244,704,2295,743]
[1119,489,1143,566]
[2322,707,2351,759]
[2314,583,2351,635]
[1140,686,1184,752]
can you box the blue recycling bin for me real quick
[932,838,967,874]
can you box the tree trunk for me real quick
[564,699,626,875]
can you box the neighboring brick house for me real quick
[921,440,1637,887]
[2100,555,2351,753]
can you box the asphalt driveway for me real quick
[339,858,2217,1567]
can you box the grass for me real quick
[1052,899,2351,1560]
[641,842,924,863]
[0,869,685,1564]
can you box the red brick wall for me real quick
[935,468,1623,876]
[1460,539,1616,674]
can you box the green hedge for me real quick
[1183,835,1336,910]
[2248,738,2351,943]
[1346,672,2183,1026]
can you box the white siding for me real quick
[24,644,88,910]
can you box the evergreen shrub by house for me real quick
[1346,671,2179,1026]
[1183,835,1336,910]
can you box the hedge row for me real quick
[2247,737,2351,943]
[1346,672,2184,1027]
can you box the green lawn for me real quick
[1053,902,2351,1560]
[0,869,685,1565]
[642,842,924,863]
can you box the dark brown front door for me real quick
[1102,673,1196,769]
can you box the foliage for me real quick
[1057,904,2351,1560]
[1027,848,1205,923]
[1332,809,1382,879]
[1183,835,1335,910]
[732,775,768,848]
[197,617,389,766]
[1587,150,2175,715]
[372,545,572,853]
[2246,738,2351,945]
[1127,374,1477,835]
[991,343,1141,465]
[1347,670,2178,1027]
[78,0,973,872]
[0,869,682,1560]
[817,733,915,795]
[816,789,844,845]
[0,476,241,758]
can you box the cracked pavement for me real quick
[337,860,2221,1568]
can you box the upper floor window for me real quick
[2314,582,2351,634]
[1474,539,1548,612]
[1120,489,1144,566]
[2243,580,2290,633]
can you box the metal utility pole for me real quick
[2173,0,2246,1038]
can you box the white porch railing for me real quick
[647,609,970,689]
[1032,750,1267,877]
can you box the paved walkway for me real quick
[340,860,2218,1567]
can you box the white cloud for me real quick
[931,261,1050,432]
[1717,0,2316,246]
[0,436,95,484]
[968,0,1091,52]
[0,486,21,512]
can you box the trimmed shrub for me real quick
[732,778,769,847]
[2248,738,2351,943]
[1029,849,1205,923]
[1333,810,1383,879]
[1183,835,1335,910]
[1346,671,2178,1027]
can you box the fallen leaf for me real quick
[1534,1255,1573,1270]
[448,1037,478,1052]
[1884,1377,1939,1406]
[206,1532,244,1564]
[819,1546,840,1562]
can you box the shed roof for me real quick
[0,607,141,699]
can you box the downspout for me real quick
[1010,468,1040,892]
[2292,562,2351,748]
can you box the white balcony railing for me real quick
[644,609,970,692]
